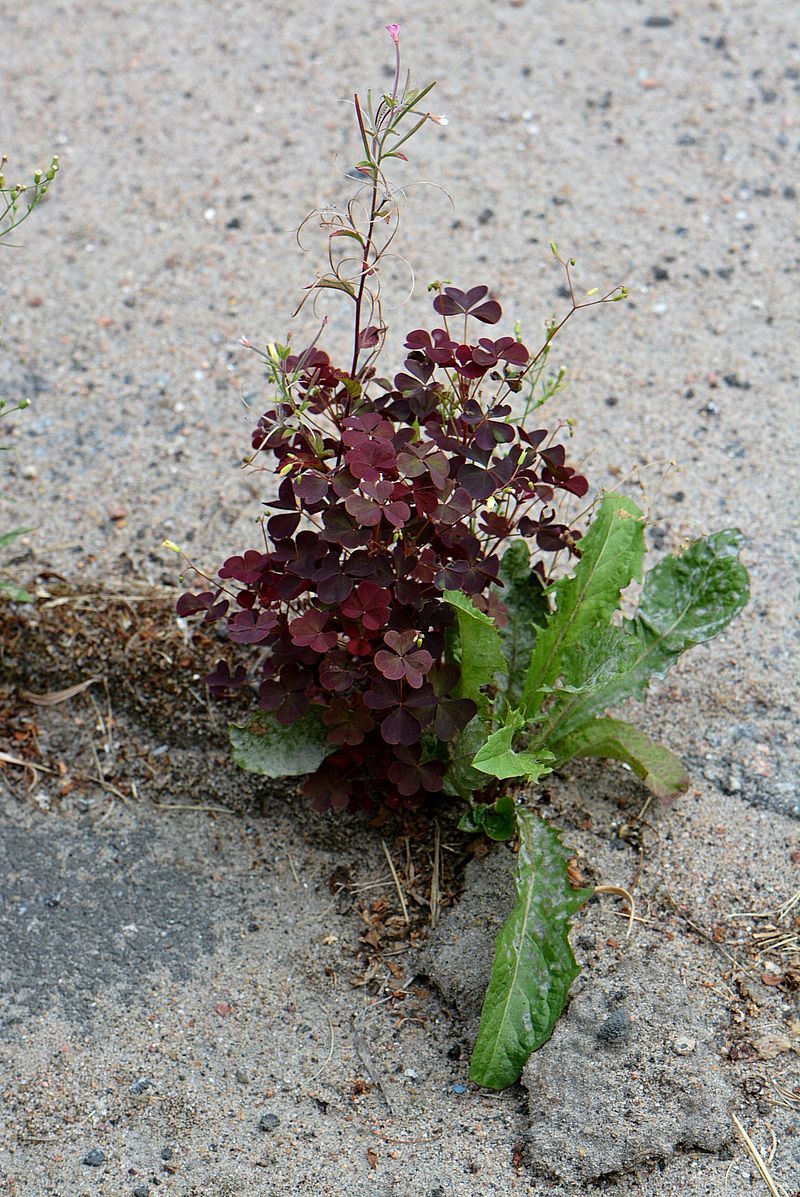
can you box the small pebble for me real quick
[129,1076,151,1094]
[83,1148,105,1167]
[133,1187,149,1197]
[596,1007,631,1045]
[258,1113,280,1132]
[161,1146,173,1161]
[673,1035,697,1055]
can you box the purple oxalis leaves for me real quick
[177,283,589,812]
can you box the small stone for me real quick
[83,1149,105,1167]
[258,1113,280,1132]
[673,1035,697,1055]
[723,374,751,390]
[235,1067,249,1084]
[161,1147,173,1161]
[596,1007,631,1045]
[129,1077,151,1094]
[644,15,674,26]
[721,770,741,794]
[133,1187,149,1197]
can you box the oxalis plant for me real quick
[176,26,750,1089]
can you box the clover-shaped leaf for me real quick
[374,629,433,688]
[432,285,502,324]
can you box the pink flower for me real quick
[386,23,400,44]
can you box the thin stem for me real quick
[350,95,381,382]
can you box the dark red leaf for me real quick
[228,609,278,644]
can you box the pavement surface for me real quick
[1,2,798,1194]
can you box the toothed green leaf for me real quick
[443,588,507,708]
[550,529,751,738]
[548,717,689,801]
[472,710,554,782]
[495,541,550,707]
[523,493,645,717]
[470,810,592,1089]
[444,713,492,799]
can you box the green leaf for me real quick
[470,810,592,1089]
[548,717,689,801]
[523,493,645,717]
[0,579,34,602]
[457,800,489,833]
[444,713,492,800]
[546,624,638,696]
[0,526,32,548]
[496,541,550,707]
[551,529,750,736]
[483,795,519,841]
[458,795,518,841]
[443,589,507,708]
[472,709,554,782]
[229,709,330,778]
[636,528,750,655]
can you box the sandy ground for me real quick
[1,0,798,1194]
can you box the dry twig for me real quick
[381,839,409,925]
[731,1113,788,1197]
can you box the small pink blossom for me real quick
[429,113,449,126]
[386,23,400,44]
